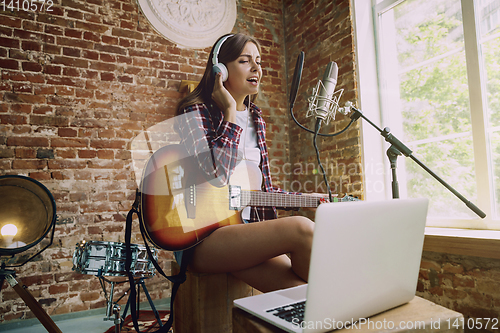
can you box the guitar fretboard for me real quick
[242,191,328,208]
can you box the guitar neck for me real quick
[241,191,350,208]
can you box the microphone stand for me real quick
[347,105,486,218]
[286,51,484,218]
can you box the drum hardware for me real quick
[98,275,129,322]
[112,303,122,333]
[0,175,61,333]
[97,275,164,333]
[72,240,163,331]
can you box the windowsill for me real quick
[424,227,500,259]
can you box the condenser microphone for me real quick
[306,62,341,125]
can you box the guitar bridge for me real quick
[229,185,241,210]
[185,184,196,219]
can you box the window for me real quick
[353,0,500,229]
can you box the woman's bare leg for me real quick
[188,215,314,292]
[230,254,305,292]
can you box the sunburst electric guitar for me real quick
[139,144,357,251]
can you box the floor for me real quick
[0,298,170,333]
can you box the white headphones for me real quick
[212,34,233,82]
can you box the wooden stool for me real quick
[232,296,464,333]
[171,261,261,333]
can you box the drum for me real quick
[72,240,157,278]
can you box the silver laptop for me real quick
[233,198,428,333]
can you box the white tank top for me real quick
[233,106,261,220]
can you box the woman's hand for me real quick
[301,193,331,212]
[212,73,237,123]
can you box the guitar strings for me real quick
[167,187,325,207]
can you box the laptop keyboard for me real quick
[266,300,305,324]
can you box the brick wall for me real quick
[282,0,362,222]
[418,252,500,331]
[0,0,291,322]
[240,0,291,190]
[3,0,498,328]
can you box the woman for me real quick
[175,33,316,292]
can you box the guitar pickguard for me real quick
[228,185,241,210]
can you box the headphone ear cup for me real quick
[212,63,228,82]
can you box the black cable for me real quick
[314,119,333,202]
[290,105,356,137]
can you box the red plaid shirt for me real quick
[176,102,290,222]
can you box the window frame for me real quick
[352,0,499,230]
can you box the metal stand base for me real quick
[112,304,121,333]
[98,275,162,331]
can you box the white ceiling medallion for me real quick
[137,0,237,49]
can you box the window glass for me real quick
[378,0,477,218]
[480,0,500,217]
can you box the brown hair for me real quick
[176,33,262,116]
